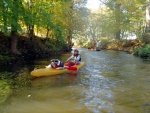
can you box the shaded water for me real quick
[0,49,150,113]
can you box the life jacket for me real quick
[74,54,81,62]
[51,59,64,67]
[57,61,64,67]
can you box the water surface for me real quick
[0,49,150,113]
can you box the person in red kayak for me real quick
[46,59,64,69]
[65,49,81,67]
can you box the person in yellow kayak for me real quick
[46,59,64,69]
[65,49,81,67]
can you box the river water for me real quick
[0,49,150,113]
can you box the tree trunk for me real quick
[143,0,150,43]
[28,25,34,40]
[67,29,73,50]
[11,31,20,54]
[46,26,50,38]
[146,0,150,32]
[10,0,20,54]
[116,30,121,40]
[28,0,34,40]
[115,3,121,40]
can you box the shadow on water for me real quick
[0,49,150,113]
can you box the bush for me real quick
[99,37,110,49]
[133,44,150,58]
[107,39,123,50]
[0,80,12,104]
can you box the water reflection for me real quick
[32,72,79,88]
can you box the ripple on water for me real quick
[79,71,118,112]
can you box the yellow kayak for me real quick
[31,62,86,77]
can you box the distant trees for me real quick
[72,0,149,48]
[98,0,146,40]
[89,0,145,40]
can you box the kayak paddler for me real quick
[46,59,64,69]
[65,49,81,67]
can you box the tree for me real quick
[98,0,145,39]
[27,0,35,40]
[0,0,89,53]
[146,0,150,32]
[10,0,21,54]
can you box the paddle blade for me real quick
[67,67,77,71]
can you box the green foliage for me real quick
[1,0,78,40]
[0,80,12,104]
[133,44,150,58]
[141,33,150,44]
[45,39,60,51]
[99,37,110,49]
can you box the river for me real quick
[0,49,150,113]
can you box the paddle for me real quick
[46,65,77,70]
[66,66,78,71]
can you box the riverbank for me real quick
[106,40,150,59]
[107,40,150,59]
[0,33,70,66]
[87,39,150,59]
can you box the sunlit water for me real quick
[0,49,150,113]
